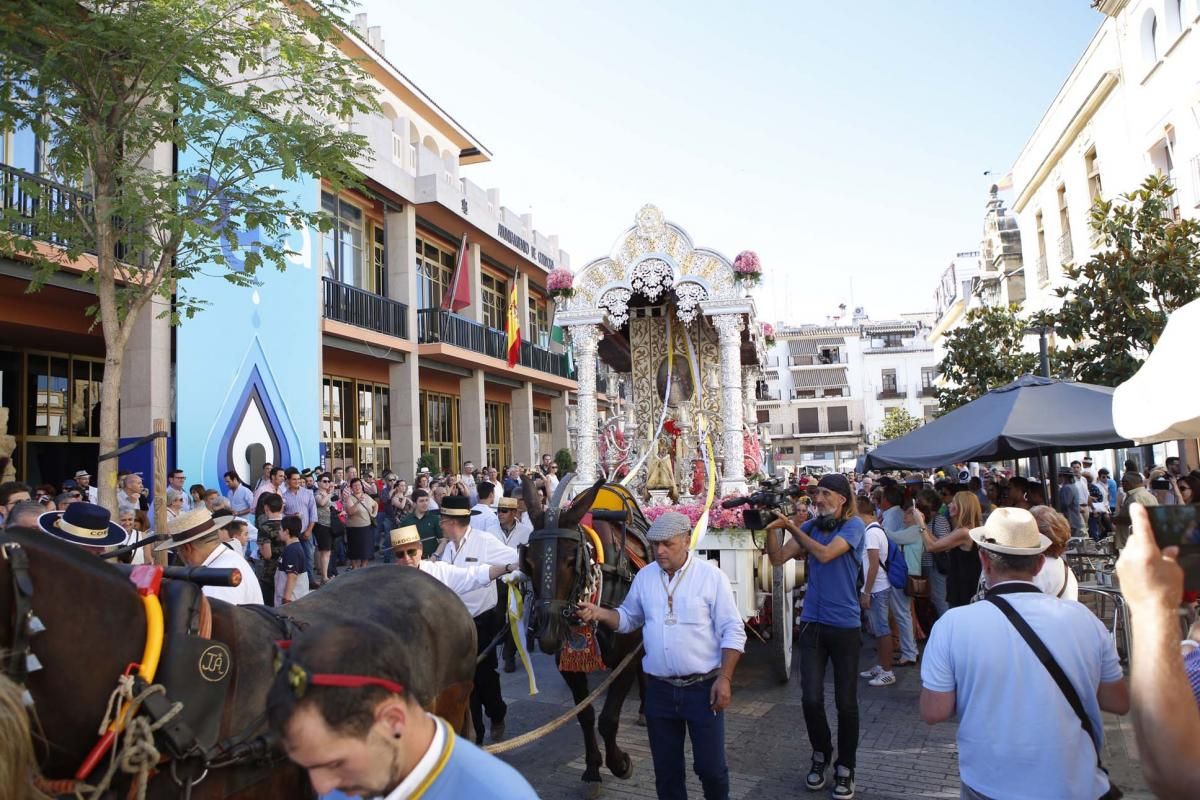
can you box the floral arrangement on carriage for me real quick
[547,267,575,301]
[644,499,748,531]
[761,321,777,348]
[732,250,761,286]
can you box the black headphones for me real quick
[814,514,840,533]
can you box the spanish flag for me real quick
[506,282,521,367]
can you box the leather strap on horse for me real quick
[3,544,35,685]
[482,642,643,756]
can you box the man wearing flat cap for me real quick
[578,511,745,800]
[919,507,1129,800]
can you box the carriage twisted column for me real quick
[568,323,603,488]
[712,313,747,495]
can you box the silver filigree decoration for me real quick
[675,282,708,325]
[599,287,633,328]
[711,314,746,489]
[630,258,674,302]
[569,324,603,484]
[635,204,665,237]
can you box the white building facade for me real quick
[1010,0,1200,318]
[759,311,939,473]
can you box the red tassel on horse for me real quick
[559,624,605,673]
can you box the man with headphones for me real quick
[765,473,866,800]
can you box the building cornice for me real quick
[1013,70,1120,213]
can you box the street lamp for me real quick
[1022,324,1052,379]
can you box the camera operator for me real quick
[764,473,865,799]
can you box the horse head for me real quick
[520,479,603,655]
[0,527,146,779]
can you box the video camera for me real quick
[721,478,800,530]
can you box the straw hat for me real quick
[437,495,479,517]
[154,508,235,552]
[496,496,519,510]
[968,507,1051,555]
[389,525,421,549]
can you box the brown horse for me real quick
[0,527,476,798]
[519,477,649,798]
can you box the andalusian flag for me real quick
[506,282,521,367]
[549,306,573,376]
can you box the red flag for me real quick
[441,234,471,312]
[506,282,521,367]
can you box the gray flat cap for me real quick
[646,511,691,542]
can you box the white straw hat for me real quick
[969,507,1051,555]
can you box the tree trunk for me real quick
[96,344,125,514]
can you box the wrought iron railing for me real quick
[416,309,571,377]
[323,278,408,339]
[877,389,906,400]
[0,163,92,251]
[1058,232,1073,265]
[1036,254,1049,284]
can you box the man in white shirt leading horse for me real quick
[578,511,746,800]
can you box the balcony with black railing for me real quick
[877,388,907,400]
[1,163,93,252]
[920,385,939,398]
[323,277,408,339]
[416,308,572,378]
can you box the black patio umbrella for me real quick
[862,374,1137,471]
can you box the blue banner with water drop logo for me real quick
[173,136,321,492]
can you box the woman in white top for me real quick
[1028,505,1079,601]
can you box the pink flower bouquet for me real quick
[733,250,761,285]
[547,267,575,299]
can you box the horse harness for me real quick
[0,543,281,797]
[528,527,600,625]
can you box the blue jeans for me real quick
[644,676,729,800]
[301,535,316,584]
[888,586,919,661]
[928,567,949,618]
[799,622,861,769]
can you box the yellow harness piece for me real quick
[580,523,605,566]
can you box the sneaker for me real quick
[893,656,919,667]
[805,753,828,791]
[859,664,883,679]
[868,670,896,687]
[832,765,855,799]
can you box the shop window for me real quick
[419,390,459,473]
[485,401,511,470]
[322,376,390,474]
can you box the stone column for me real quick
[386,204,420,474]
[713,314,747,494]
[510,381,535,467]
[567,324,601,491]
[550,392,569,454]
[458,370,486,470]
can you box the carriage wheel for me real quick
[769,560,794,683]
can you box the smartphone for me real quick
[1145,504,1200,591]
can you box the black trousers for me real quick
[471,607,506,740]
[798,622,861,769]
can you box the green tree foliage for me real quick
[1042,174,1200,386]
[878,407,922,441]
[936,304,1040,412]
[554,448,576,477]
[0,0,376,508]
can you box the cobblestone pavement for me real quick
[493,636,1152,800]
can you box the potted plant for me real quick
[547,267,575,300]
[762,322,777,348]
[733,250,761,287]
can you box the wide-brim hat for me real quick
[438,495,479,517]
[154,508,235,551]
[497,496,519,510]
[38,502,125,547]
[969,507,1051,555]
[390,525,421,549]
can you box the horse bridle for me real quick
[527,527,594,626]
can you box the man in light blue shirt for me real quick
[579,511,745,800]
[224,470,255,524]
[920,507,1129,800]
[878,485,921,667]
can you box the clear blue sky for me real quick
[360,0,1101,324]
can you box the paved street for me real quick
[495,635,1152,800]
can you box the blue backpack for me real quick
[884,537,908,590]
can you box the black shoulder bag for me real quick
[987,588,1122,800]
